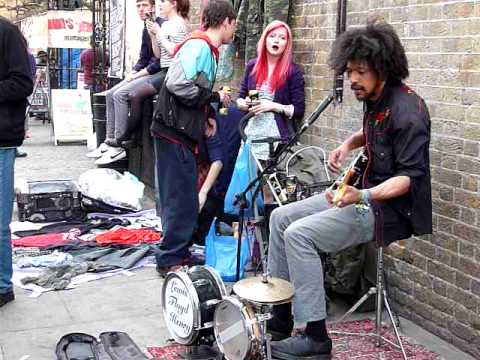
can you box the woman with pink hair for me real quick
[237,20,305,160]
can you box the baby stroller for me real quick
[237,112,334,208]
[224,112,334,274]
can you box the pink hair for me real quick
[252,20,293,92]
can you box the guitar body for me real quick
[332,150,369,203]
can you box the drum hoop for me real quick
[161,270,201,344]
[199,265,228,297]
[214,296,259,360]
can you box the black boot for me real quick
[267,303,293,341]
[271,335,332,359]
[0,290,15,307]
[271,319,332,359]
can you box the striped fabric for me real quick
[158,19,190,68]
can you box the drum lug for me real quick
[204,299,222,308]
[193,279,209,287]
[200,321,214,329]
[255,313,272,323]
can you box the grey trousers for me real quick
[105,75,153,141]
[268,193,375,324]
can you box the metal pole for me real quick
[375,246,384,347]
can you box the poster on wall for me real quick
[47,10,93,49]
[109,0,126,78]
[20,14,49,50]
[51,89,93,145]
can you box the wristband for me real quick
[360,189,372,205]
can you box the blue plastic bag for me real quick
[205,219,250,282]
[224,142,264,217]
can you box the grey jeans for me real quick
[268,193,374,324]
[105,75,153,141]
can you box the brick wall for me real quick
[287,0,480,357]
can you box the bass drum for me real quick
[213,296,261,360]
[161,265,227,344]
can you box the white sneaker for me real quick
[95,147,127,165]
[86,143,111,158]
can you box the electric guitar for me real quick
[331,149,369,205]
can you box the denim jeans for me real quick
[268,193,374,324]
[154,138,198,267]
[0,148,15,294]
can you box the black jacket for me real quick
[0,18,34,148]
[363,83,432,246]
[133,17,164,75]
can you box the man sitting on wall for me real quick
[87,0,163,164]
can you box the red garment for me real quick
[96,228,161,246]
[13,233,70,248]
[80,49,94,86]
[173,30,220,61]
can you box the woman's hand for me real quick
[146,20,159,37]
[250,99,281,115]
[236,98,249,111]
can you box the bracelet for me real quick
[360,189,372,206]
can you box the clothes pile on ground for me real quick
[11,209,163,295]
[12,169,171,296]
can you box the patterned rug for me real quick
[329,319,441,360]
[148,319,441,359]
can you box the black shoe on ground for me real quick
[267,315,294,341]
[155,255,204,277]
[0,290,15,307]
[271,334,332,360]
[15,149,27,158]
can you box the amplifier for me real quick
[16,180,84,222]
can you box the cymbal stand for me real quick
[255,304,273,360]
[330,246,408,360]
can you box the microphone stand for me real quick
[233,93,335,281]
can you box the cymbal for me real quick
[233,276,295,304]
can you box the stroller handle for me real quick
[238,111,255,142]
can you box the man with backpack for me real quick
[151,0,236,275]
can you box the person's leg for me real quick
[112,75,152,142]
[125,81,157,142]
[284,197,374,325]
[153,138,162,217]
[271,195,374,359]
[105,79,127,142]
[192,193,223,246]
[267,194,332,340]
[0,149,16,301]
[268,194,331,282]
[155,138,198,270]
[126,71,166,142]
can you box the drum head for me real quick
[162,271,200,344]
[214,297,255,360]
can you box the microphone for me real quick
[300,93,335,131]
[334,72,344,104]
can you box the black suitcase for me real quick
[16,180,84,222]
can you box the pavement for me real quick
[0,119,476,360]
